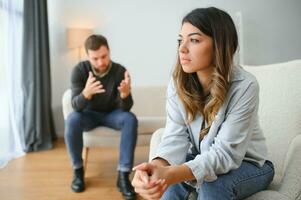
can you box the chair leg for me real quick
[82,147,89,176]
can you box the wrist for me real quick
[164,166,175,185]
[82,90,91,100]
[166,164,195,185]
[120,92,130,99]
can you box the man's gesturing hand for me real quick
[118,71,131,99]
[82,71,105,100]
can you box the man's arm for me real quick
[117,70,133,111]
[70,66,88,111]
[71,67,105,111]
[118,94,133,111]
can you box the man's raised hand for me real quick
[82,71,105,100]
[118,71,131,99]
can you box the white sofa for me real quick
[62,86,167,171]
[149,60,301,200]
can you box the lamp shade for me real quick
[66,28,93,49]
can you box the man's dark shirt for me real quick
[70,60,133,112]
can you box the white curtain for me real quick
[0,0,25,168]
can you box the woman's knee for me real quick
[161,183,191,200]
[197,177,235,200]
[197,161,275,200]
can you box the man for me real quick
[65,34,137,200]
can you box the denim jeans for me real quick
[161,159,274,200]
[64,109,138,172]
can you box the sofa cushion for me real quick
[83,128,152,147]
[245,190,291,200]
[131,86,167,117]
[83,117,166,147]
[138,116,166,134]
[243,59,301,188]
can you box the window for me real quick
[0,0,24,168]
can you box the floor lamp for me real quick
[66,28,93,61]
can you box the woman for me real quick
[131,7,274,200]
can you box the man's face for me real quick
[87,45,111,73]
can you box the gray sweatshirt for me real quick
[153,66,268,188]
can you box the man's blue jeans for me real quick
[161,160,274,200]
[64,109,138,172]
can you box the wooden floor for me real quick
[0,139,149,200]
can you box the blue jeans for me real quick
[64,109,138,172]
[161,160,274,200]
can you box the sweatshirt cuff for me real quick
[184,161,205,188]
[119,94,133,111]
[151,154,174,166]
[184,158,217,188]
[77,93,90,107]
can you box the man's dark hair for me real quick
[84,34,109,53]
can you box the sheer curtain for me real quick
[0,0,25,168]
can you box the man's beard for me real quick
[94,65,108,73]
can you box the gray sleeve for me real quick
[153,80,191,165]
[185,81,260,188]
[117,93,133,111]
[70,66,90,111]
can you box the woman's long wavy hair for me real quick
[173,7,238,139]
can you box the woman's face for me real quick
[178,22,214,73]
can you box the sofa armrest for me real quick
[248,135,301,200]
[246,190,291,200]
[62,89,73,120]
[148,128,165,162]
[278,135,301,199]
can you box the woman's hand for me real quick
[132,159,195,200]
[131,162,170,200]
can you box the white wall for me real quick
[48,0,301,136]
